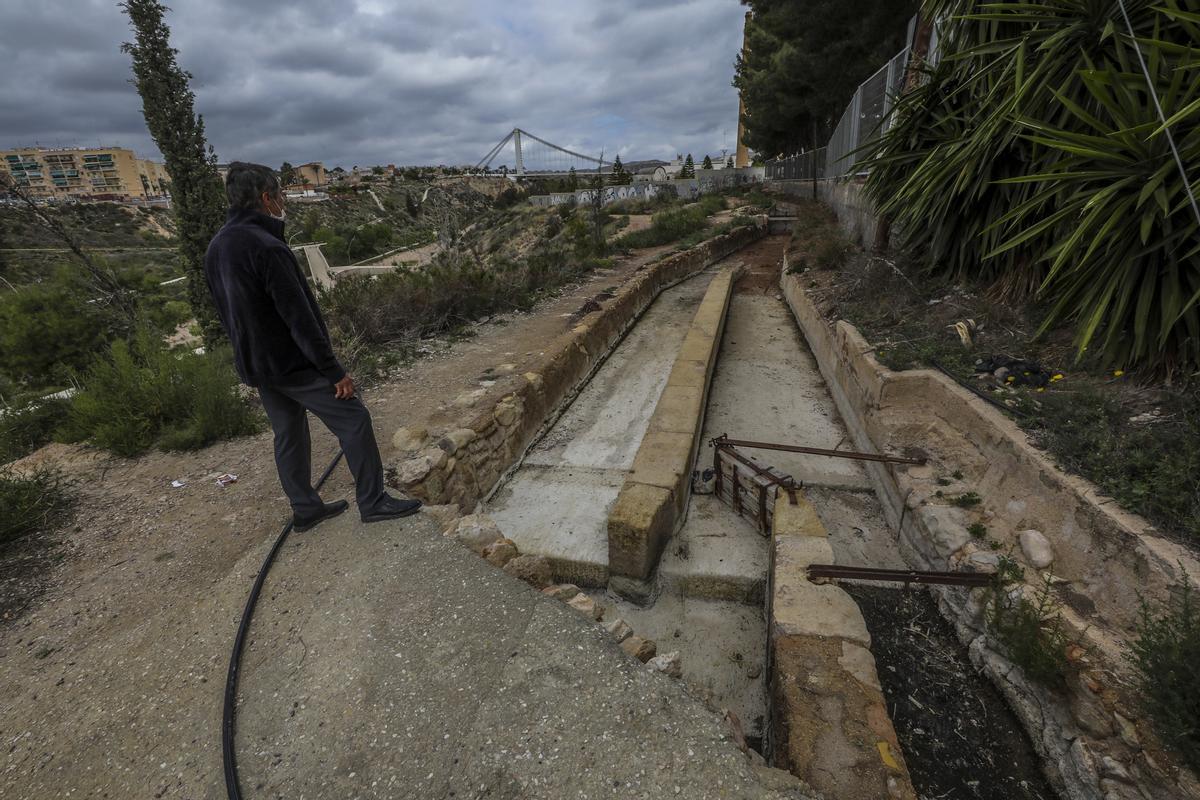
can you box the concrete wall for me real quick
[769,178,882,248]
[390,221,768,516]
[528,167,766,208]
[779,255,1200,800]
[767,491,916,800]
[606,267,738,601]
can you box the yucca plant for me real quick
[866,0,1200,371]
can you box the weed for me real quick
[986,555,1070,686]
[1,397,71,464]
[952,469,964,480]
[1129,576,1200,771]
[936,477,951,486]
[950,491,982,508]
[968,522,988,539]
[0,465,72,546]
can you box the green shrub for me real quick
[986,556,1070,686]
[613,206,708,250]
[696,194,725,216]
[1130,576,1200,771]
[64,331,262,457]
[322,246,604,351]
[0,465,72,546]
[0,397,71,464]
[0,274,118,386]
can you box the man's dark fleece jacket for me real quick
[204,208,346,388]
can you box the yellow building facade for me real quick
[0,146,170,201]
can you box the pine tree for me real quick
[609,155,631,186]
[702,154,713,170]
[680,154,696,179]
[122,0,227,345]
[726,155,735,169]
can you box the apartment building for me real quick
[0,146,170,201]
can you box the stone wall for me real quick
[389,221,767,516]
[779,255,1200,800]
[768,489,916,800]
[606,266,738,601]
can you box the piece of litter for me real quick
[215,473,238,487]
[171,479,187,488]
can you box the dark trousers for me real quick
[258,379,386,516]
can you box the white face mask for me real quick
[264,194,286,222]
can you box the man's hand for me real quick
[334,375,355,400]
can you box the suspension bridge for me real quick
[474,128,611,179]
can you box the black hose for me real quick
[222,448,345,800]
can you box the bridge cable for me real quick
[221,448,346,800]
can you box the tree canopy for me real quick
[733,0,916,158]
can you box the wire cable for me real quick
[222,448,345,800]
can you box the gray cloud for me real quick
[0,0,748,168]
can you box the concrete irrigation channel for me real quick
[487,234,1054,799]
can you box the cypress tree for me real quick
[701,154,713,170]
[726,155,735,168]
[567,166,579,192]
[122,0,227,345]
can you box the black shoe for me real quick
[293,500,349,532]
[361,495,423,523]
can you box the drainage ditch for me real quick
[488,234,1062,797]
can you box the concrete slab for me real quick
[486,465,623,586]
[488,271,717,580]
[660,494,768,603]
[589,589,770,746]
[235,510,813,799]
[700,293,871,491]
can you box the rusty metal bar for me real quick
[732,465,742,514]
[717,443,802,499]
[713,435,925,466]
[806,564,994,587]
[757,481,768,533]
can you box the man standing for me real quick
[204,162,420,531]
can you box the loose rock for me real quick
[450,514,504,555]
[482,538,519,567]
[542,584,582,602]
[646,650,682,678]
[566,593,604,621]
[502,555,554,590]
[620,635,656,663]
[1018,529,1054,568]
[604,617,633,643]
[391,425,429,453]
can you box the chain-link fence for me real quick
[766,46,911,182]
[765,147,826,181]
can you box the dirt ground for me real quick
[847,585,1059,800]
[0,239,680,796]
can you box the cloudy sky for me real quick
[1,0,748,169]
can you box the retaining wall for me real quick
[768,489,916,800]
[770,179,882,248]
[389,221,767,516]
[606,266,738,601]
[779,254,1200,800]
